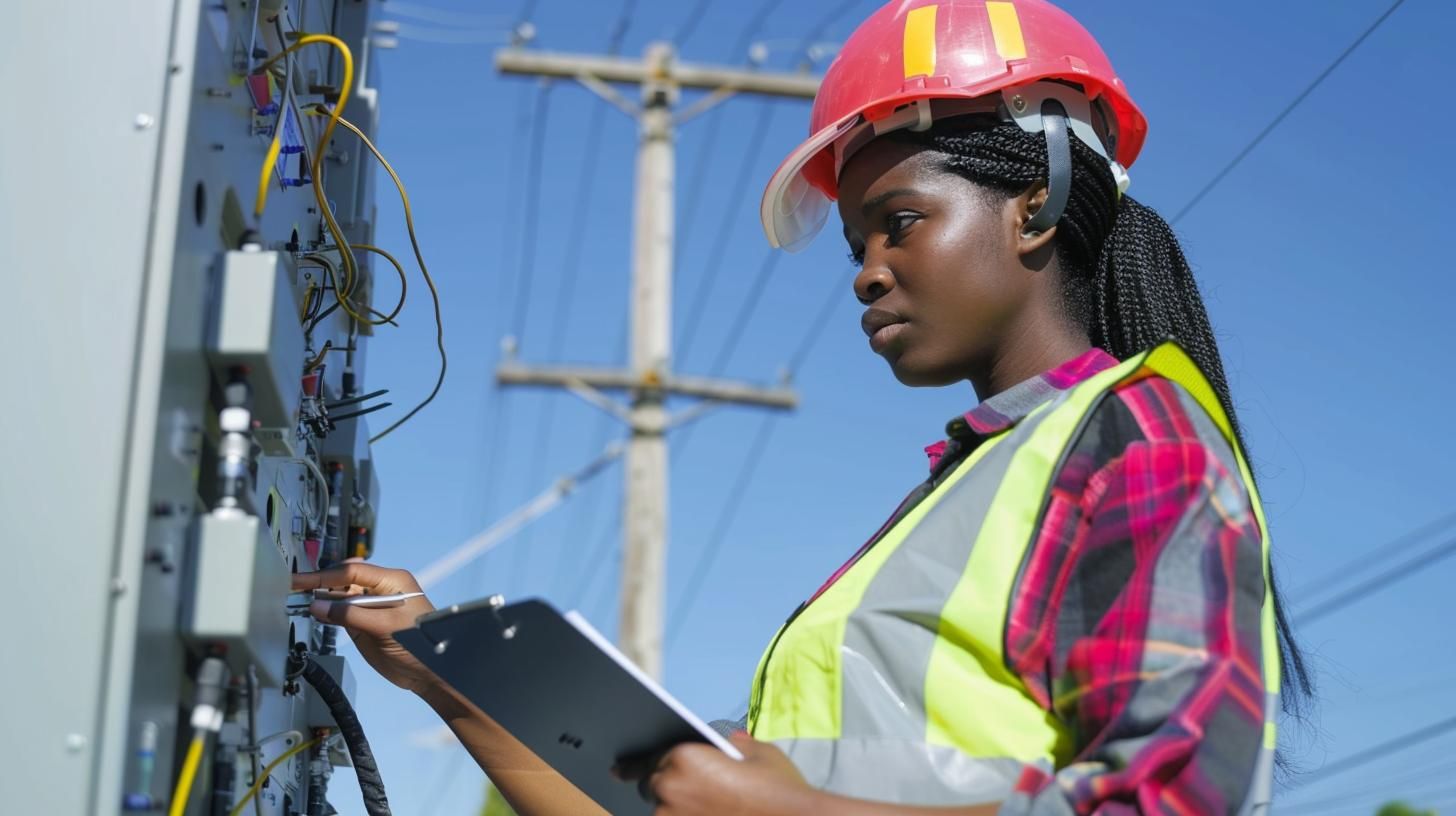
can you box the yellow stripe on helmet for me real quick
[986,1,1027,61]
[903,4,938,79]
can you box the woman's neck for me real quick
[973,324,1091,400]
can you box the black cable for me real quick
[667,415,777,646]
[675,103,779,365]
[670,0,711,49]
[301,655,391,815]
[1299,534,1456,624]
[666,275,843,643]
[509,83,554,346]
[1295,715,1456,787]
[671,0,786,342]
[1170,0,1406,225]
[706,250,783,376]
[512,0,631,600]
[1293,510,1456,601]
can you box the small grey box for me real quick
[183,513,291,686]
[207,249,304,427]
[305,653,356,730]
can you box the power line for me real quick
[1280,757,1456,814]
[666,414,777,646]
[463,79,537,593]
[520,0,637,602]
[675,102,780,365]
[671,0,787,349]
[1299,534,1456,624]
[1170,0,1407,225]
[1284,782,1456,816]
[504,81,556,593]
[670,0,712,49]
[1294,510,1456,601]
[665,275,844,645]
[509,83,555,345]
[1296,715,1456,787]
[706,250,783,375]
[678,0,859,368]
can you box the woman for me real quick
[295,1,1311,812]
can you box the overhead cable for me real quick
[515,0,637,600]
[670,0,713,49]
[1171,0,1407,225]
[1293,510,1456,601]
[1295,715,1456,787]
[1299,534,1456,624]
[666,274,843,644]
[415,440,627,590]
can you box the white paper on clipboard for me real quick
[563,610,744,760]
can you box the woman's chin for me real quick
[886,355,961,388]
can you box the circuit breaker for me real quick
[0,1,396,813]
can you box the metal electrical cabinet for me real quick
[1,1,393,812]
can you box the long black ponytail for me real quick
[890,120,1314,722]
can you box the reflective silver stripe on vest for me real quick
[772,737,1033,806]
[778,395,1065,802]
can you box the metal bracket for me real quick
[665,400,722,431]
[565,378,634,426]
[674,85,737,125]
[575,72,641,118]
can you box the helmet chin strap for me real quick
[1023,98,1071,237]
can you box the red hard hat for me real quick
[761,0,1147,251]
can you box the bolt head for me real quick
[134,113,155,130]
[64,733,87,753]
[1011,95,1027,113]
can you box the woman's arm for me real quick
[1000,378,1271,813]
[633,733,1001,816]
[292,562,605,816]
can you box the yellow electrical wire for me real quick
[299,281,317,323]
[168,732,207,816]
[304,341,332,373]
[308,108,448,444]
[352,244,408,325]
[301,252,403,328]
[252,35,358,311]
[227,737,322,816]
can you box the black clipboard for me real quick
[395,596,742,815]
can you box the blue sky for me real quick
[322,1,1456,813]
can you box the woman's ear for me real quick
[1015,183,1058,259]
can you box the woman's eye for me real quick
[847,246,865,267]
[885,212,919,243]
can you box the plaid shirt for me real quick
[923,349,1269,814]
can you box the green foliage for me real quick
[1376,801,1436,816]
[479,782,517,816]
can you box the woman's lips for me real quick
[861,308,907,354]
[868,322,907,353]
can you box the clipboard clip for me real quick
[487,594,519,640]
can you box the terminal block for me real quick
[207,247,305,444]
[182,512,291,686]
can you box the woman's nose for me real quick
[853,259,894,305]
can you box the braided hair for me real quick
[889,120,1314,721]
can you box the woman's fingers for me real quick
[291,561,422,594]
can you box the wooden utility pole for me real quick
[495,43,817,677]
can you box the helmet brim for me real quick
[759,111,862,252]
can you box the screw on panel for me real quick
[64,734,87,753]
[111,577,128,596]
[1011,95,1027,113]
[133,114,155,130]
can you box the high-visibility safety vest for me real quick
[747,342,1280,811]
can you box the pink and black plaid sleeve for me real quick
[999,375,1269,815]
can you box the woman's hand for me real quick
[627,732,821,816]
[290,560,441,697]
